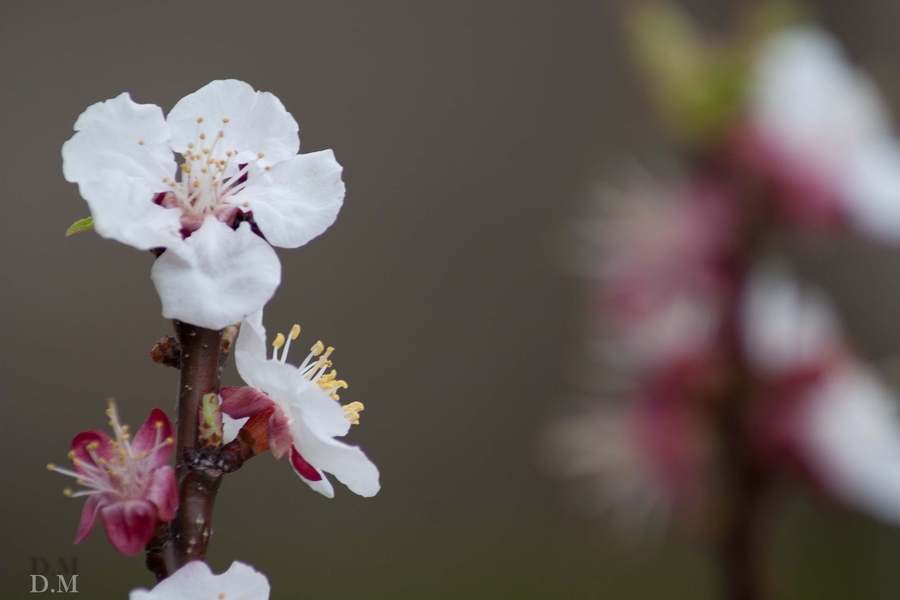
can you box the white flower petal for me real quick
[167,80,299,168]
[222,414,248,445]
[803,365,900,523]
[63,92,176,188]
[235,310,269,378]
[842,139,900,242]
[77,171,183,250]
[235,150,344,248]
[151,219,281,329]
[741,265,841,376]
[752,27,891,177]
[129,560,270,600]
[235,356,350,437]
[289,385,352,438]
[291,457,335,498]
[292,418,381,497]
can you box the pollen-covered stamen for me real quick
[269,324,364,424]
[143,115,267,232]
[279,324,301,365]
[49,402,173,501]
[342,402,365,425]
[272,332,285,361]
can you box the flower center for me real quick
[145,116,270,233]
[271,324,364,424]
[48,400,173,500]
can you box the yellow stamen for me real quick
[273,333,285,350]
[310,341,325,356]
[63,488,73,497]
[46,463,56,471]
[290,324,301,340]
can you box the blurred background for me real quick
[5,1,900,598]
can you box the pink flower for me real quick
[591,180,739,367]
[48,401,178,555]
[544,390,711,532]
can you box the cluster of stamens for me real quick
[145,116,268,223]
[272,324,364,425]
[47,400,174,499]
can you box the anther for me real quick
[200,133,207,140]
[273,333,286,349]
[222,117,230,123]
[197,117,204,123]
[310,341,325,356]
[63,488,73,497]
[138,139,146,145]
[155,421,164,429]
[290,324,301,340]
[46,463,56,471]
[258,152,265,158]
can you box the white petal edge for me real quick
[740,265,841,376]
[295,463,336,498]
[63,92,176,189]
[802,365,900,523]
[292,417,381,497]
[235,150,345,249]
[167,80,299,169]
[235,311,269,385]
[842,138,900,243]
[151,219,281,330]
[751,26,892,177]
[222,414,248,445]
[129,560,270,600]
[76,170,184,250]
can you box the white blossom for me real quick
[129,561,270,600]
[751,27,900,242]
[63,80,345,329]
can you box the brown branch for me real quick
[146,321,226,580]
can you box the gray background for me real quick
[5,1,900,598]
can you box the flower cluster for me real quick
[55,79,379,593]
[548,21,900,533]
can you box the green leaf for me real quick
[65,217,94,237]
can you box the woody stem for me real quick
[146,321,226,580]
